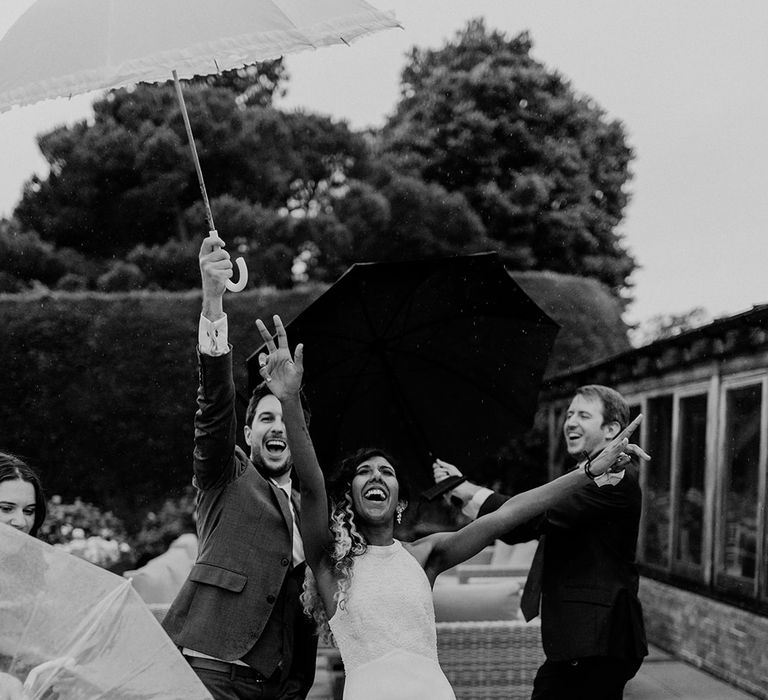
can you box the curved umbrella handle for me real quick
[210,229,248,293]
[228,256,248,293]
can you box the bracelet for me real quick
[582,452,599,480]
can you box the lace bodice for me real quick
[328,540,438,672]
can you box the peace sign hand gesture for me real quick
[255,315,303,401]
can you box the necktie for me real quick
[520,534,546,622]
[290,493,302,533]
[285,490,305,565]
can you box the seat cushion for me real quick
[433,579,521,622]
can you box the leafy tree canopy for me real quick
[14,61,370,259]
[379,19,637,295]
[630,307,712,347]
[11,22,638,298]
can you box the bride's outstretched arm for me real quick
[255,316,332,576]
[420,415,643,579]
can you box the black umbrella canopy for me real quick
[247,253,559,492]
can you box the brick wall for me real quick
[639,577,768,699]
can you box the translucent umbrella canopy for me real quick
[0,525,212,700]
[0,0,399,112]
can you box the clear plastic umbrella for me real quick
[0,0,399,291]
[0,525,212,699]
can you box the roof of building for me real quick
[543,303,768,396]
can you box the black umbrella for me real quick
[247,253,559,496]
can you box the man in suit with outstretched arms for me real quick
[163,235,317,700]
[435,385,648,700]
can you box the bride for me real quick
[256,315,641,700]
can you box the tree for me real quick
[379,19,637,296]
[196,59,287,108]
[13,68,369,261]
[0,217,91,289]
[630,307,712,347]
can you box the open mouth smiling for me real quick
[265,438,286,455]
[363,486,388,502]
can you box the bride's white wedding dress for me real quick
[328,540,456,700]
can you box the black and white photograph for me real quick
[1,2,766,699]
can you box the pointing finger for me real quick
[618,414,642,443]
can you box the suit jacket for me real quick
[163,351,316,695]
[479,464,647,663]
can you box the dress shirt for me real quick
[271,478,305,567]
[198,314,229,356]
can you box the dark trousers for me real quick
[531,657,643,700]
[191,666,282,700]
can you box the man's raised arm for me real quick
[193,235,237,491]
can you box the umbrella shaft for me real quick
[172,70,216,233]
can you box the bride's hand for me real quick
[255,315,304,401]
[587,414,643,476]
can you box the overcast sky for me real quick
[1,0,767,327]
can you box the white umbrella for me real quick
[0,0,399,290]
[0,525,213,699]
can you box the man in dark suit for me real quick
[163,235,317,700]
[435,385,648,700]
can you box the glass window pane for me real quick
[675,394,707,569]
[719,384,760,583]
[644,395,673,567]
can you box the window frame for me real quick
[714,373,767,599]
[629,381,712,582]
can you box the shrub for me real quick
[0,226,64,285]
[131,486,197,567]
[96,261,146,291]
[0,271,26,293]
[127,238,200,291]
[55,272,89,291]
[39,495,133,568]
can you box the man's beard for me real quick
[250,449,292,479]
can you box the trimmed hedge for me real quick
[513,271,630,377]
[0,272,627,530]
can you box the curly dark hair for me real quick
[326,447,410,505]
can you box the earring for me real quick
[395,503,405,525]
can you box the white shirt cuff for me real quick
[593,469,626,487]
[198,314,229,356]
[461,487,494,519]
